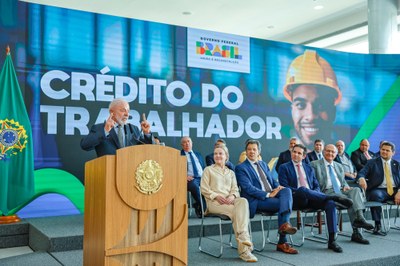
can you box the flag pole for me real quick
[0,45,22,224]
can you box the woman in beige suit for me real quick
[201,144,257,263]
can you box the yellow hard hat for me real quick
[283,50,342,105]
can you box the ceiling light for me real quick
[314,5,324,10]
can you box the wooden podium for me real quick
[83,145,188,265]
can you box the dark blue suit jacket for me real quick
[351,148,375,172]
[205,153,235,171]
[180,150,206,176]
[307,151,321,162]
[278,161,321,192]
[80,123,154,157]
[276,149,310,172]
[235,159,279,217]
[357,157,400,191]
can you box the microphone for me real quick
[126,123,146,145]
[133,133,146,145]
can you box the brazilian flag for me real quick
[0,48,34,215]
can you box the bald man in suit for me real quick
[311,144,373,244]
[351,139,375,172]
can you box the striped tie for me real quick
[255,162,273,192]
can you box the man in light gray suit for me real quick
[311,144,373,245]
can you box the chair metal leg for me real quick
[337,209,352,238]
[266,215,280,246]
[363,201,387,235]
[252,214,267,251]
[381,202,400,233]
[188,192,193,216]
[198,217,224,258]
[305,211,329,244]
[390,204,400,230]
[249,212,278,251]
[289,212,305,247]
[381,203,390,233]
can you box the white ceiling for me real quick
[22,0,369,44]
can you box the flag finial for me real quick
[6,45,10,55]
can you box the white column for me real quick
[368,0,399,54]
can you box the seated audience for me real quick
[351,139,375,172]
[311,144,373,245]
[238,139,262,163]
[180,136,205,218]
[279,144,352,253]
[201,145,257,262]
[276,137,309,172]
[235,139,298,255]
[307,139,324,162]
[357,141,400,235]
[334,140,357,181]
[205,139,235,170]
[374,140,387,157]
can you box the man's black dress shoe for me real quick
[351,232,370,244]
[353,217,374,230]
[193,203,203,218]
[328,241,343,253]
[372,224,387,236]
[327,195,353,208]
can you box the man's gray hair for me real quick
[109,98,128,111]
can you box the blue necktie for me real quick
[328,164,341,194]
[189,152,199,178]
[318,153,322,160]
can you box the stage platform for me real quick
[1,213,400,265]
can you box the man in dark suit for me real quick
[205,139,235,170]
[235,140,298,255]
[81,98,154,157]
[279,144,352,252]
[311,144,373,245]
[181,136,206,218]
[357,141,400,235]
[335,140,357,181]
[275,137,310,172]
[351,139,375,172]
[307,139,324,162]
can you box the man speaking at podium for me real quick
[81,98,154,157]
